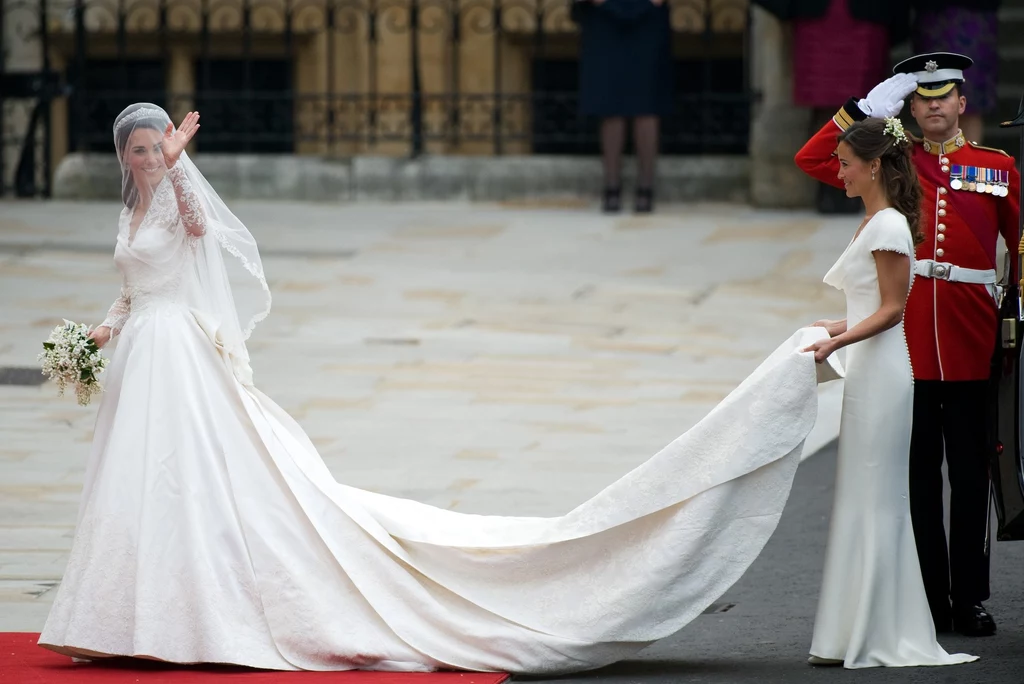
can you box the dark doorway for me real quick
[67,59,167,154]
[194,59,294,154]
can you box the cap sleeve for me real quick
[867,211,914,257]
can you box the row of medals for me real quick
[950,177,1010,196]
[949,167,1010,197]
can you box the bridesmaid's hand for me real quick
[161,111,201,168]
[803,338,839,364]
[89,326,112,350]
[811,319,845,337]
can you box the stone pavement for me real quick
[0,198,851,634]
[523,442,1024,684]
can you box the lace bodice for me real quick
[101,164,206,335]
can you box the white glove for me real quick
[857,73,919,118]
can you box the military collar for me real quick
[921,130,967,155]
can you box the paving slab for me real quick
[0,199,852,633]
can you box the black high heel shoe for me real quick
[634,187,654,213]
[602,187,622,213]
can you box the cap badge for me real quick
[925,60,939,72]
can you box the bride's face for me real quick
[126,127,167,191]
[835,141,876,199]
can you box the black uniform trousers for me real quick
[909,379,991,624]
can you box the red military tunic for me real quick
[795,99,1021,381]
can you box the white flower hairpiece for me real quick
[883,116,909,145]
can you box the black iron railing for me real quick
[2,0,753,196]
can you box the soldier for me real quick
[795,52,1021,637]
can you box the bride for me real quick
[40,102,839,673]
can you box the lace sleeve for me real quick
[100,283,132,337]
[167,162,207,238]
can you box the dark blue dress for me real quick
[571,0,674,117]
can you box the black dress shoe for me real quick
[634,187,654,213]
[601,187,622,213]
[952,603,996,637]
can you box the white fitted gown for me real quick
[809,208,977,668]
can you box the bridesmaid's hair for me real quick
[115,116,165,207]
[838,119,924,245]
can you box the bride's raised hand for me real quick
[161,111,200,168]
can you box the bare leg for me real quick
[633,116,659,188]
[600,117,626,212]
[633,115,659,212]
[600,117,626,189]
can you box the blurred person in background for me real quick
[752,0,911,214]
[911,0,1001,144]
[572,0,673,214]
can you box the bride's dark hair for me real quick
[838,118,924,245]
[114,114,166,207]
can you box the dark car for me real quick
[990,277,1024,542]
[991,99,1024,542]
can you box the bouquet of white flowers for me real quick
[38,320,111,406]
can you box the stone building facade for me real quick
[2,0,831,204]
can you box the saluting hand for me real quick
[858,73,919,119]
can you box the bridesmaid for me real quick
[798,116,977,669]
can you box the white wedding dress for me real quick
[38,147,841,673]
[808,208,977,668]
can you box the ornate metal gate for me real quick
[2,0,61,196]
[1,0,752,197]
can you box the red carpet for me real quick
[0,634,510,683]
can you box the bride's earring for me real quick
[872,171,876,181]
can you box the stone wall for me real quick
[746,6,815,209]
[53,152,749,203]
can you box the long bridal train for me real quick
[39,325,842,674]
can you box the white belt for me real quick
[913,259,997,285]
